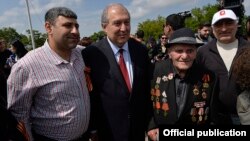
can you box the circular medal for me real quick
[202,92,207,99]
[193,89,199,95]
[203,83,209,88]
[192,116,196,122]
[199,115,203,121]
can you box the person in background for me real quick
[82,3,152,141]
[147,28,219,140]
[154,13,185,62]
[134,29,146,45]
[147,37,158,63]
[1,67,28,141]
[155,33,168,61]
[7,7,90,141]
[232,46,250,125]
[196,9,248,124]
[0,38,12,78]
[195,22,213,44]
[78,36,93,47]
[5,39,28,68]
[163,14,185,39]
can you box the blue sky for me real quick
[1,0,250,38]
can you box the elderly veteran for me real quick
[147,28,219,141]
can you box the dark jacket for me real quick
[82,37,152,141]
[148,59,219,128]
[0,49,12,77]
[0,69,26,141]
[196,38,248,124]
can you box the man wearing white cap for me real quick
[196,9,248,124]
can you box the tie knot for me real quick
[119,49,124,54]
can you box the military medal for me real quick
[193,85,199,95]
[192,116,196,122]
[156,77,161,84]
[202,74,210,88]
[162,75,168,82]
[194,101,206,108]
[190,108,197,122]
[168,73,174,80]
[203,83,209,88]
[162,91,167,97]
[204,115,208,120]
[162,102,169,117]
[202,92,207,99]
[199,115,203,121]
[155,101,160,114]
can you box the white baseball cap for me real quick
[211,9,238,25]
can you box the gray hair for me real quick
[101,3,130,24]
[45,7,77,25]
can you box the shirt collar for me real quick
[44,40,78,65]
[107,37,129,55]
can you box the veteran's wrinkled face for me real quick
[168,44,197,73]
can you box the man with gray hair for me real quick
[8,7,90,140]
[82,3,152,141]
[196,9,248,124]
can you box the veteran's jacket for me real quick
[148,59,219,128]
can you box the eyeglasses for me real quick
[161,37,167,40]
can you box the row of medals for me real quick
[191,82,209,123]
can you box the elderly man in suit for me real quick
[82,3,152,141]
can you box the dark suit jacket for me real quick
[82,37,152,141]
[148,59,219,129]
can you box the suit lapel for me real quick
[100,38,130,94]
[128,40,136,93]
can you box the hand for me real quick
[147,128,159,141]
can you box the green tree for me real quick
[90,31,106,42]
[0,27,22,43]
[137,16,165,42]
[26,29,47,48]
[185,4,219,31]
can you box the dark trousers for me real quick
[33,131,89,141]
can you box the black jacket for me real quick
[196,38,248,124]
[148,59,219,128]
[82,37,152,141]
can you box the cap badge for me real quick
[219,10,225,16]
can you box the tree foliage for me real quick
[185,4,219,31]
[137,16,165,43]
[26,29,47,49]
[0,27,21,43]
[89,30,106,42]
[0,27,46,50]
